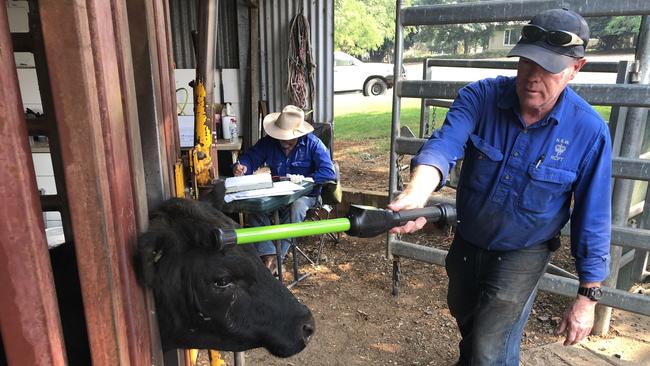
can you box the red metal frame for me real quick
[0,4,67,365]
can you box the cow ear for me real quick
[135,231,165,287]
[199,180,226,211]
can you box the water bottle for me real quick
[221,103,232,140]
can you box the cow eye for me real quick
[213,277,233,289]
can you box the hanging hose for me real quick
[287,12,315,115]
[176,87,190,115]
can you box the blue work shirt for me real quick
[238,133,336,195]
[412,76,611,282]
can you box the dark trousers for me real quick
[445,234,551,365]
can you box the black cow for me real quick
[136,198,315,357]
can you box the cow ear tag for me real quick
[153,249,163,263]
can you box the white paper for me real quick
[224,181,306,203]
[178,115,194,148]
[225,173,273,193]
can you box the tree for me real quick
[582,16,641,51]
[410,0,496,55]
[334,0,397,57]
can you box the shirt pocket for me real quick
[520,165,576,213]
[289,160,312,176]
[461,134,504,192]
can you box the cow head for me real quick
[136,198,315,357]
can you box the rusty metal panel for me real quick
[112,0,150,232]
[154,0,181,192]
[0,4,66,366]
[109,0,158,364]
[127,0,172,210]
[38,0,140,364]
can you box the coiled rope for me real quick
[287,12,316,116]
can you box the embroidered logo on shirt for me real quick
[551,138,569,161]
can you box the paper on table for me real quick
[224,181,306,203]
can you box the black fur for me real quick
[136,198,314,357]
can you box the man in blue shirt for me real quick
[234,105,336,274]
[388,9,611,365]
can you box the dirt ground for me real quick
[216,140,605,365]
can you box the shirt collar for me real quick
[297,135,308,146]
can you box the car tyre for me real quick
[363,78,387,96]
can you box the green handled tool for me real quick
[212,203,456,250]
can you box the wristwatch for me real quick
[578,286,603,301]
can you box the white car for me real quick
[334,51,405,96]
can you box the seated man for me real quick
[234,105,336,274]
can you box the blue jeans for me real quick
[251,196,318,259]
[445,234,551,365]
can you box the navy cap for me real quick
[508,9,589,73]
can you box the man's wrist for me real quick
[577,286,603,302]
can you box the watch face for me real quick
[591,287,603,301]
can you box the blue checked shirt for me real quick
[412,76,611,282]
[238,133,336,195]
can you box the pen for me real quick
[535,154,545,169]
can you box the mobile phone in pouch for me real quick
[547,235,561,252]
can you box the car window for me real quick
[335,56,354,67]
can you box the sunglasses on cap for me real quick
[521,24,584,47]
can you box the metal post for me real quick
[630,46,650,286]
[233,351,245,366]
[631,191,650,280]
[419,58,429,138]
[388,0,405,260]
[195,0,219,186]
[593,15,650,335]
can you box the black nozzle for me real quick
[211,228,237,251]
[345,204,456,238]
[346,205,395,238]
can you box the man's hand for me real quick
[387,165,441,234]
[556,295,597,346]
[233,163,247,176]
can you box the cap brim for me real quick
[508,43,575,74]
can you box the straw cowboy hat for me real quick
[263,105,314,140]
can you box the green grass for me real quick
[334,98,611,152]
[593,105,612,121]
[334,98,447,149]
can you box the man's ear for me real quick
[570,58,587,79]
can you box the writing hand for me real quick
[233,163,247,176]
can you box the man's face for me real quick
[516,57,586,115]
[279,138,298,152]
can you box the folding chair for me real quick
[289,122,342,266]
[305,173,342,264]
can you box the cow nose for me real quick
[302,322,314,344]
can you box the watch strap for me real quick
[578,286,601,301]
